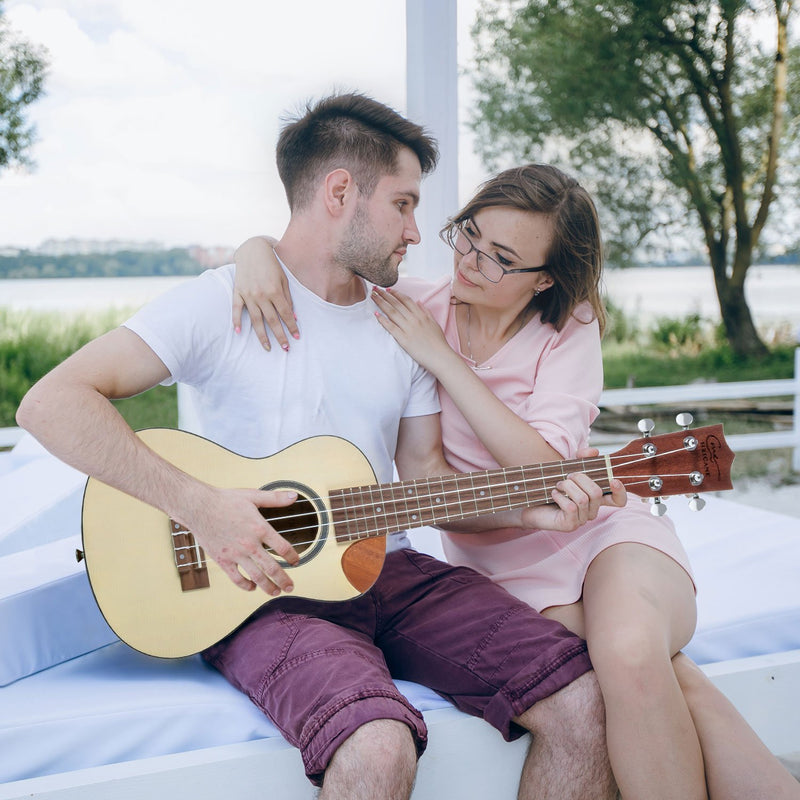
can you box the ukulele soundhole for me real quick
[259,481,327,567]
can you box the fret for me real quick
[331,486,368,542]
[415,476,440,527]
[503,466,531,510]
[405,477,425,529]
[461,471,494,516]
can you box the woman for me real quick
[232,164,800,799]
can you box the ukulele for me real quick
[80,419,733,657]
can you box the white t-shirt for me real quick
[124,263,440,551]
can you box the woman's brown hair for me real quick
[443,164,606,334]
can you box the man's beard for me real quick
[334,203,402,288]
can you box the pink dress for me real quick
[398,275,694,612]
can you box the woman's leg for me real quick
[544,543,706,800]
[672,653,800,799]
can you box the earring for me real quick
[534,289,541,297]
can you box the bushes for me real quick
[0,308,177,430]
[1,308,796,430]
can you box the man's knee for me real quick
[322,719,418,796]
[517,671,607,745]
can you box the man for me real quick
[17,93,622,799]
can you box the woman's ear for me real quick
[536,273,554,293]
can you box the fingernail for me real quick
[282,343,290,352]
[293,332,300,340]
[234,326,241,334]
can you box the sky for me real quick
[0,0,483,251]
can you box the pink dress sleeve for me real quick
[517,307,603,458]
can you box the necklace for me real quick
[465,305,530,370]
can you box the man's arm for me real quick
[16,327,299,595]
[393,414,625,533]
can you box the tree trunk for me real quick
[714,277,770,359]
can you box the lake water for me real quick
[2,266,799,334]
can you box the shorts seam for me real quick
[255,646,378,703]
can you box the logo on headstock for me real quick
[699,434,724,480]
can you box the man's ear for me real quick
[323,168,355,216]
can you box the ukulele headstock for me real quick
[609,413,734,516]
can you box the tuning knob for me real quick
[676,412,694,430]
[688,494,706,512]
[650,498,668,517]
[638,418,655,437]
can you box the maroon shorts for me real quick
[203,549,590,785]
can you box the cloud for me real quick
[0,0,409,248]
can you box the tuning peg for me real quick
[650,497,668,517]
[688,494,706,512]
[638,418,655,437]
[676,412,694,430]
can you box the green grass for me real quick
[0,307,176,430]
[601,341,796,388]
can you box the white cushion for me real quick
[0,534,117,686]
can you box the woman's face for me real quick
[450,206,554,311]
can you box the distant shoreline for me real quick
[2,266,800,331]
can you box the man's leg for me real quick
[320,719,417,800]
[515,672,616,800]
[202,595,427,794]
[372,549,616,800]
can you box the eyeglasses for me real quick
[441,222,549,284]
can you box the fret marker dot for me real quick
[376,506,382,513]
[479,490,486,497]
[435,497,441,503]
[412,514,418,520]
[513,485,520,491]
[407,489,413,496]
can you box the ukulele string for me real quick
[179,446,694,555]
[242,445,689,535]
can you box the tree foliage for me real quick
[0,0,48,171]
[0,249,209,280]
[471,0,798,357]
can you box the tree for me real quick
[0,0,48,171]
[470,0,798,357]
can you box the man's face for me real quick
[334,147,422,287]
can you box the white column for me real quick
[405,0,459,279]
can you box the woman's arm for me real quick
[394,413,625,533]
[372,287,563,467]
[232,236,299,351]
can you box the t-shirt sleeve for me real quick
[520,310,603,458]
[122,267,234,388]
[401,361,441,420]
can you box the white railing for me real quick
[4,349,799,470]
[0,427,24,448]
[597,348,800,471]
